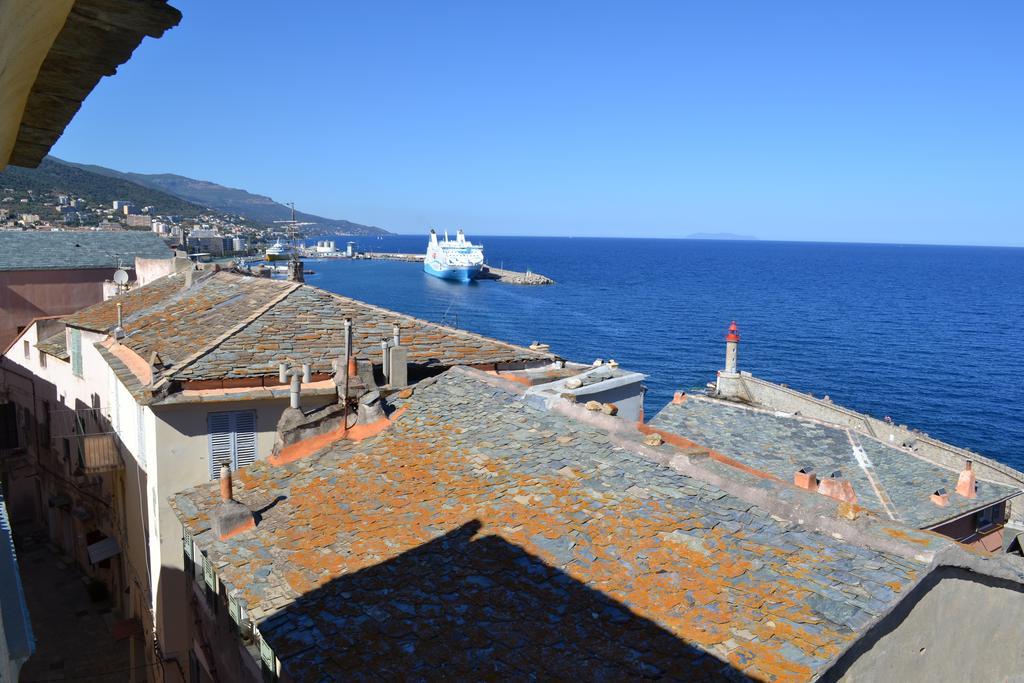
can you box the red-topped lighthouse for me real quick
[724,321,740,375]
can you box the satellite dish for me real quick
[113,269,129,285]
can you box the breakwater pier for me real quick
[361,252,554,284]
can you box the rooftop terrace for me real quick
[173,368,939,681]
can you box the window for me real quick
[22,340,29,359]
[202,553,216,609]
[0,403,18,450]
[38,349,46,368]
[70,328,83,378]
[41,400,50,445]
[183,526,194,577]
[977,503,1004,530]
[207,410,257,480]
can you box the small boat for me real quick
[424,229,484,282]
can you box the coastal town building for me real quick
[171,362,1024,682]
[0,230,173,348]
[0,263,557,680]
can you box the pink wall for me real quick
[0,268,118,348]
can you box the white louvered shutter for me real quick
[233,410,257,468]
[208,412,234,480]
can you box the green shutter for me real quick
[70,328,83,377]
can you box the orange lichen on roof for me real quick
[174,371,926,681]
[883,526,937,547]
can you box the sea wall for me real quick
[716,372,1024,525]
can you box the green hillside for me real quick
[0,157,209,218]
[61,159,390,236]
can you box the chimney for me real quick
[287,258,304,282]
[392,322,401,347]
[724,321,740,375]
[302,363,312,384]
[278,362,288,384]
[955,460,977,498]
[930,488,950,507]
[794,467,817,491]
[184,267,194,289]
[114,302,126,340]
[220,465,233,502]
[672,391,687,405]
[817,470,858,504]
[211,464,255,540]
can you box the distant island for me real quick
[684,232,758,241]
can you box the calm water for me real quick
[301,236,1024,470]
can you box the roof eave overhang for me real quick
[2,0,181,169]
[922,490,1023,531]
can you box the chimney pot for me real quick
[794,467,818,491]
[289,372,301,410]
[931,488,950,507]
[220,465,233,502]
[278,362,288,384]
[302,363,312,384]
[672,391,687,405]
[817,471,858,504]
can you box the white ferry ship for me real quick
[264,239,296,261]
[424,229,484,282]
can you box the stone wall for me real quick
[717,372,1024,524]
[827,566,1024,682]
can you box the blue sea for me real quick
[300,236,1024,471]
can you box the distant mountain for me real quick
[58,158,389,236]
[685,232,758,241]
[0,156,210,218]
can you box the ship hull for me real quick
[424,261,481,282]
[265,252,291,262]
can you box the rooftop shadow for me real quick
[258,520,744,681]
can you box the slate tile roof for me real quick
[172,369,927,682]
[35,331,68,361]
[175,282,554,380]
[649,396,1020,529]
[0,231,171,271]
[63,270,553,392]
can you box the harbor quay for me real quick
[0,249,1019,681]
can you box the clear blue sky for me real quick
[52,2,1023,245]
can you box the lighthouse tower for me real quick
[714,321,742,399]
[724,321,740,375]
